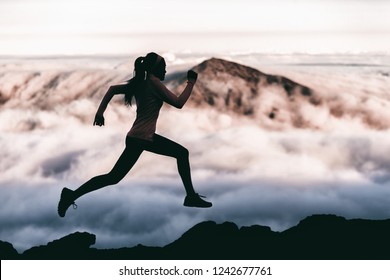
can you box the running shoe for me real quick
[58,187,77,217]
[184,193,212,208]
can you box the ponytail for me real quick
[124,53,159,106]
[134,56,146,82]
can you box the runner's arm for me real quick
[150,75,195,109]
[94,83,130,126]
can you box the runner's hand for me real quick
[93,114,105,126]
[187,70,198,83]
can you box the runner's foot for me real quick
[58,187,77,217]
[184,193,212,208]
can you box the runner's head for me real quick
[124,53,166,106]
[134,52,166,81]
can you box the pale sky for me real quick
[0,0,389,55]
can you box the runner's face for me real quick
[155,60,166,81]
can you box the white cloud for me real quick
[1,53,390,252]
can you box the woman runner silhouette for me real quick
[58,52,212,217]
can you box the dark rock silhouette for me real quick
[2,215,390,260]
[164,221,240,259]
[280,215,390,259]
[0,240,19,259]
[22,232,96,259]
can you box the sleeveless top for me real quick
[127,78,164,141]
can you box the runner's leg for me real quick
[143,134,196,196]
[72,139,143,200]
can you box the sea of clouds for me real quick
[1,52,390,252]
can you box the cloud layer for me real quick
[1,53,390,252]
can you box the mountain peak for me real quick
[172,57,317,129]
[194,57,264,81]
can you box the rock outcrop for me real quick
[2,215,390,260]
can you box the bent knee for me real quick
[105,172,125,185]
[177,146,189,159]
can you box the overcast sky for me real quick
[1,0,390,55]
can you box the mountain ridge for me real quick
[169,57,319,129]
[2,57,389,130]
[2,214,390,260]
